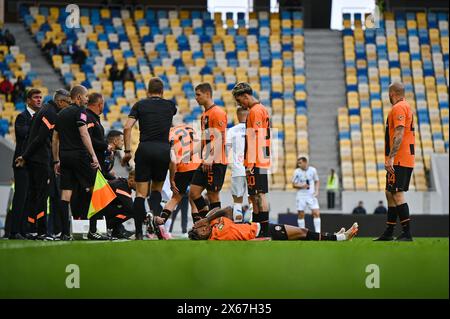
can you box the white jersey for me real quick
[292,166,319,197]
[226,123,246,177]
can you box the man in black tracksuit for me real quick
[101,171,136,239]
[52,85,100,240]
[122,77,177,240]
[8,89,43,239]
[16,89,71,239]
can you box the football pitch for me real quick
[0,238,448,299]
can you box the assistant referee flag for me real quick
[88,170,116,219]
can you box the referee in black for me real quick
[52,85,100,240]
[122,77,177,240]
[15,89,71,240]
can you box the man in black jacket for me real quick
[102,171,136,239]
[8,88,42,239]
[16,89,70,239]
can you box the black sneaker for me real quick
[9,233,26,240]
[87,232,109,240]
[396,232,413,241]
[24,233,38,240]
[112,228,132,240]
[373,232,394,241]
[36,234,55,241]
[59,234,73,241]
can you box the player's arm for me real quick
[79,125,99,169]
[205,206,234,222]
[389,126,405,159]
[52,130,60,174]
[121,117,137,166]
[313,169,320,197]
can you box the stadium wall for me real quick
[0,138,13,184]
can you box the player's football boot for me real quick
[344,222,358,240]
[373,230,394,241]
[59,234,73,241]
[152,218,171,240]
[395,232,413,241]
[87,232,109,240]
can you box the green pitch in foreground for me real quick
[0,238,448,299]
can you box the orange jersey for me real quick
[201,105,227,165]
[244,103,271,168]
[169,124,201,172]
[209,217,260,241]
[385,99,415,168]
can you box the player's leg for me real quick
[374,190,397,241]
[296,196,306,228]
[392,166,413,241]
[205,164,227,212]
[33,165,50,239]
[282,223,358,241]
[231,176,245,222]
[392,191,412,240]
[310,197,321,233]
[189,167,209,222]
[160,193,183,224]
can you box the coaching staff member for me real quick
[15,89,70,239]
[52,85,100,240]
[375,82,415,241]
[122,77,177,240]
[8,88,42,239]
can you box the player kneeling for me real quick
[188,207,358,241]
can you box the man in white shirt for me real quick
[292,156,321,232]
[226,107,251,222]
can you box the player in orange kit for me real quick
[188,207,358,241]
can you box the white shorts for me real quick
[231,176,247,197]
[296,196,320,212]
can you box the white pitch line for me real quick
[0,240,132,250]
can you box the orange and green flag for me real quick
[88,170,117,219]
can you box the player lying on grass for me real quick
[187,207,358,241]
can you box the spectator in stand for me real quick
[42,38,57,56]
[352,201,367,215]
[373,200,388,215]
[120,63,135,82]
[59,38,70,55]
[3,29,15,47]
[0,76,14,101]
[12,76,26,103]
[72,45,87,66]
[108,62,120,82]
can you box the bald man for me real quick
[52,85,100,240]
[375,82,415,241]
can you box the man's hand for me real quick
[15,156,25,168]
[91,156,100,169]
[121,152,132,166]
[246,165,255,176]
[385,157,395,175]
[107,144,114,152]
[154,216,165,226]
[202,162,213,172]
[54,162,60,175]
[313,191,319,198]
[170,179,179,194]
[194,218,209,229]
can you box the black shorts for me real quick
[135,141,170,183]
[386,165,413,192]
[60,151,96,190]
[247,167,269,195]
[256,223,288,240]
[174,170,195,194]
[191,164,227,192]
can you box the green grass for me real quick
[0,238,448,299]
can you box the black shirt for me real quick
[22,100,60,165]
[86,108,108,168]
[352,207,367,215]
[128,97,177,143]
[12,109,33,168]
[55,104,88,152]
[373,206,387,215]
[107,178,133,215]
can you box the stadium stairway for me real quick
[5,23,65,93]
[305,29,346,209]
